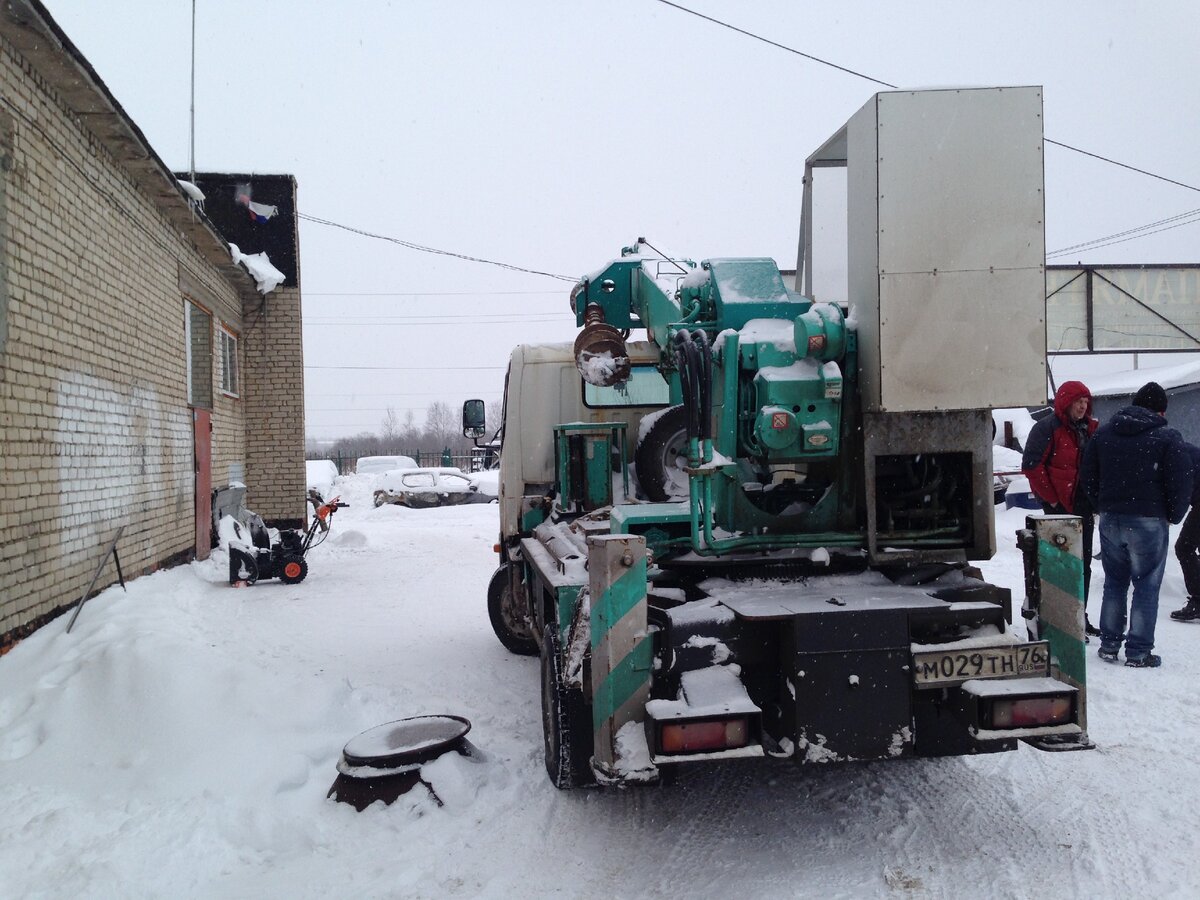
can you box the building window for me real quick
[185,301,212,408]
[219,325,239,397]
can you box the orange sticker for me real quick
[772,412,789,429]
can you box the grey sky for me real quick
[45,0,1200,440]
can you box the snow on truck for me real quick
[463,87,1092,789]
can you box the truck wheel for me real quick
[279,556,308,584]
[488,565,537,656]
[635,405,690,502]
[540,625,595,789]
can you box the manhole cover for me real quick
[329,715,475,810]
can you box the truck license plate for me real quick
[912,642,1050,688]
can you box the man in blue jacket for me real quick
[1081,382,1193,667]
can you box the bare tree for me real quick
[399,409,418,447]
[486,399,504,436]
[424,401,457,447]
[381,406,401,442]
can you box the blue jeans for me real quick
[1097,513,1169,658]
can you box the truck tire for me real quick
[487,565,537,656]
[540,625,595,789]
[635,404,690,502]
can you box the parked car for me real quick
[373,467,494,508]
[305,459,338,500]
[356,455,418,475]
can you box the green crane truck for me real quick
[464,86,1090,788]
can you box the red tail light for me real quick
[659,718,749,754]
[989,696,1073,729]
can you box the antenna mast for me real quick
[189,0,196,183]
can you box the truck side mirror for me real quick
[462,399,486,439]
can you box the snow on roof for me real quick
[1085,358,1200,397]
[229,243,286,294]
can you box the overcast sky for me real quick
[45,0,1200,441]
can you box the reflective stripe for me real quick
[1037,538,1083,600]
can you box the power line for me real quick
[299,213,578,282]
[1048,207,1200,258]
[1044,139,1200,194]
[1048,213,1200,259]
[653,0,897,89]
[654,0,1200,244]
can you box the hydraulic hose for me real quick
[672,330,701,441]
[691,329,712,443]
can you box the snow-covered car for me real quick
[305,459,338,500]
[467,468,499,499]
[373,467,494,509]
[355,455,418,475]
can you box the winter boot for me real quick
[1125,654,1162,668]
[1097,647,1119,663]
[1085,616,1101,636]
[1169,598,1200,622]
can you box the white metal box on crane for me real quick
[810,86,1048,413]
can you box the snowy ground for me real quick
[2,474,1199,899]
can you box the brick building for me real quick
[0,0,305,645]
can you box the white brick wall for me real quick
[0,30,302,641]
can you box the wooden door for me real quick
[194,408,212,561]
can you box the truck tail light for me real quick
[988,696,1073,729]
[659,717,749,754]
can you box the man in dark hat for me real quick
[1081,381,1193,667]
[1021,380,1099,634]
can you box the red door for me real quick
[194,409,212,561]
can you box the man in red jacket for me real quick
[1021,381,1100,634]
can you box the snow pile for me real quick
[2,483,1200,895]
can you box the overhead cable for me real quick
[299,213,577,282]
[1048,207,1200,258]
[654,1,1200,200]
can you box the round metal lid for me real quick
[342,715,472,769]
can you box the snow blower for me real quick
[227,490,347,586]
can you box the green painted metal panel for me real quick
[520,506,546,531]
[609,503,692,533]
[1041,620,1086,684]
[590,564,647,649]
[592,635,653,729]
[556,585,582,640]
[1037,539,1084,599]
